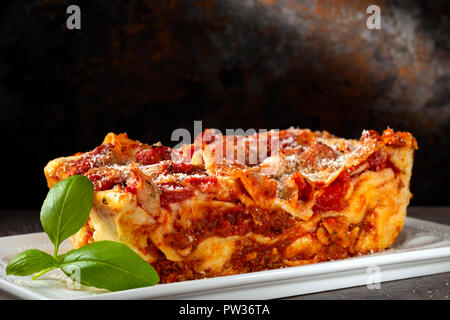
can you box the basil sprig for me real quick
[40,174,94,256]
[6,175,159,291]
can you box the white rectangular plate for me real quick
[0,216,449,300]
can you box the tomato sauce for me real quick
[292,172,314,202]
[135,145,172,165]
[85,168,123,191]
[184,176,218,192]
[313,172,351,213]
[161,162,202,175]
[366,151,400,175]
[159,182,194,209]
[70,143,114,175]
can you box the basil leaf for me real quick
[6,249,58,277]
[40,175,94,255]
[59,241,159,291]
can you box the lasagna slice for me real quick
[44,128,417,283]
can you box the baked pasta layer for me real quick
[44,128,417,283]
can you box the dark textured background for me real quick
[0,0,449,209]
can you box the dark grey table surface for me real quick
[0,206,449,300]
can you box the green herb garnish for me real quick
[6,175,160,291]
